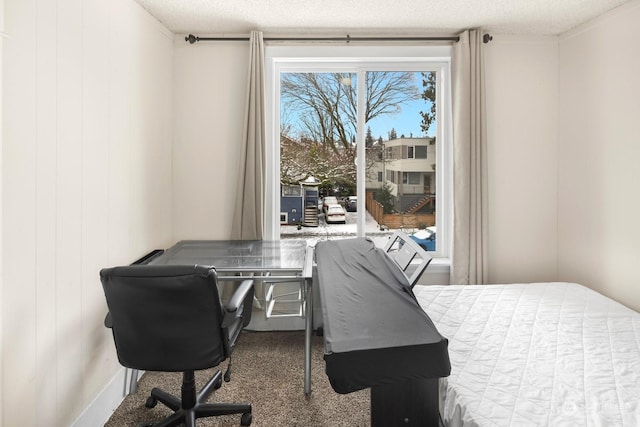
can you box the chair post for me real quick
[181,371,197,410]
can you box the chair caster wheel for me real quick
[214,376,223,389]
[145,396,157,408]
[240,412,252,426]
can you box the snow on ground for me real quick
[280,209,413,247]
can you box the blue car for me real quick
[409,227,436,251]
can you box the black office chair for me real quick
[100,264,254,426]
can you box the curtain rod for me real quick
[185,33,462,44]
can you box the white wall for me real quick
[2,0,173,425]
[482,35,560,283]
[558,0,640,311]
[172,38,248,239]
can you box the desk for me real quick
[135,240,314,395]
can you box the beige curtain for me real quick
[231,31,265,240]
[450,29,489,285]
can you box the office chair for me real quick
[100,264,254,426]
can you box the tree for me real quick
[280,71,420,191]
[365,126,374,147]
[281,72,420,153]
[280,136,355,191]
[419,71,437,135]
[388,128,397,140]
[375,182,395,214]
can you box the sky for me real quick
[367,99,436,141]
[281,71,437,143]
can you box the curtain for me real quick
[231,31,266,240]
[450,29,489,285]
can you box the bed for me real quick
[413,282,640,426]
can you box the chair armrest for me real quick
[222,279,254,328]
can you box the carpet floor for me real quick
[105,331,370,426]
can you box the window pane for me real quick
[365,71,437,250]
[415,145,428,159]
[275,66,440,253]
[279,72,357,238]
[408,172,421,185]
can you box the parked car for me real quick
[322,196,338,213]
[325,204,346,224]
[409,226,436,251]
[344,196,357,212]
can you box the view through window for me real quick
[268,49,450,257]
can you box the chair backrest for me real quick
[100,264,228,372]
[383,231,433,287]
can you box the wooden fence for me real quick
[366,191,435,229]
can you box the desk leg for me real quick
[127,368,139,395]
[304,277,313,395]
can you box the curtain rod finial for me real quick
[185,34,198,44]
[483,33,493,43]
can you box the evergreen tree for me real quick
[365,127,374,147]
[375,182,395,214]
[419,71,436,135]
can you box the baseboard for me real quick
[71,367,143,427]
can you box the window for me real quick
[386,170,395,183]
[416,146,428,158]
[282,185,301,197]
[265,46,452,259]
[407,145,428,159]
[403,172,421,185]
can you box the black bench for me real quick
[315,234,450,426]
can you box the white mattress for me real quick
[414,283,640,426]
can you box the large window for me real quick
[265,46,452,259]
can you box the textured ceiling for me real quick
[134,0,631,36]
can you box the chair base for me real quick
[145,370,252,427]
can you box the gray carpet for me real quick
[105,331,370,426]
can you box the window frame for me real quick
[265,45,452,261]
